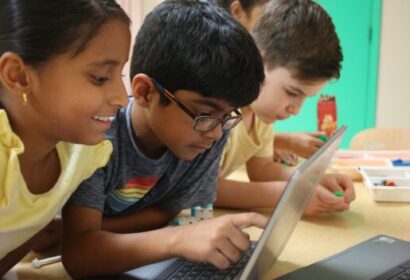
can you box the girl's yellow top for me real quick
[0,109,112,258]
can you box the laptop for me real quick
[113,126,347,280]
[277,236,410,280]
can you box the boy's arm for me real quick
[214,178,287,209]
[62,205,178,278]
[62,204,267,278]
[215,174,355,214]
[102,207,178,233]
[246,156,294,182]
[274,132,326,158]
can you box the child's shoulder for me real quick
[57,140,112,172]
[0,109,24,153]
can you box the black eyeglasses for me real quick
[152,79,242,133]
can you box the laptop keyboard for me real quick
[160,243,256,280]
[372,259,410,280]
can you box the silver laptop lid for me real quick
[239,126,347,280]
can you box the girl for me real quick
[0,0,130,274]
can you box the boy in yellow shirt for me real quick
[216,0,355,215]
[215,0,328,165]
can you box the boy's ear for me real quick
[0,52,32,97]
[131,74,155,108]
[230,0,247,23]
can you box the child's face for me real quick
[28,19,130,145]
[231,1,265,32]
[146,88,237,161]
[240,5,265,31]
[250,67,328,124]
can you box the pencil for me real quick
[31,255,62,269]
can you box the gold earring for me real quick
[22,93,28,106]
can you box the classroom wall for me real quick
[117,0,164,93]
[129,0,410,131]
[376,0,410,129]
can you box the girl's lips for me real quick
[92,116,115,129]
[93,116,115,122]
[93,118,113,129]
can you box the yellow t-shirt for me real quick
[0,110,112,259]
[220,114,274,178]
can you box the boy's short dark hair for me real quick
[130,0,264,108]
[252,0,343,81]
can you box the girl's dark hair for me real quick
[213,0,268,13]
[0,0,130,67]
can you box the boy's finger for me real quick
[226,227,252,253]
[312,138,326,147]
[231,212,268,229]
[217,239,243,264]
[317,189,344,205]
[343,186,356,202]
[209,251,232,270]
[309,132,326,137]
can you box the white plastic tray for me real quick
[358,167,410,202]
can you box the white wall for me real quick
[117,0,163,93]
[376,0,410,128]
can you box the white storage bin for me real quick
[358,167,410,202]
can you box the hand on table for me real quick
[304,173,355,216]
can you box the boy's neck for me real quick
[241,106,255,133]
[130,103,167,159]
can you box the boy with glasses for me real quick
[61,0,267,278]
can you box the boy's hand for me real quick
[273,149,298,166]
[168,213,267,269]
[289,132,326,159]
[303,173,355,216]
[320,173,356,203]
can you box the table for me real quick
[223,181,410,279]
[10,181,410,280]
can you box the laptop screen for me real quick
[239,126,347,280]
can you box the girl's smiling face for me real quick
[25,19,130,145]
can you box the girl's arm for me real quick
[0,231,39,277]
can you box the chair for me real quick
[349,128,410,150]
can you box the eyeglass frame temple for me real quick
[152,79,197,119]
[152,79,242,130]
